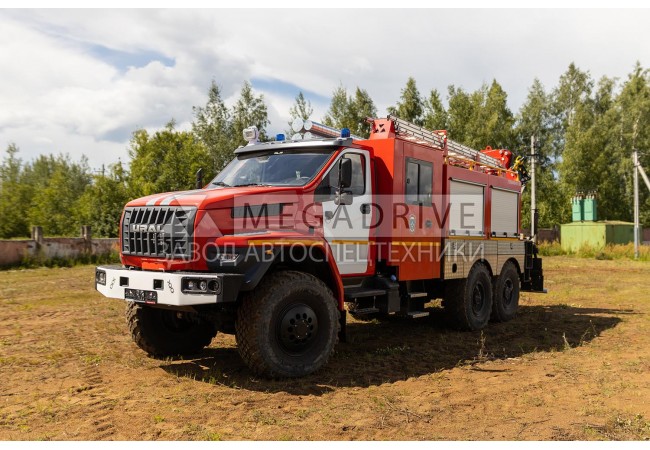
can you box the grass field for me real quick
[1,256,649,440]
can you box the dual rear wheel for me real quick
[491,261,520,323]
[443,260,520,330]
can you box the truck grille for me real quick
[121,206,197,259]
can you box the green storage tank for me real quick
[572,196,584,222]
[583,195,598,221]
[560,221,635,252]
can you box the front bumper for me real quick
[95,265,243,306]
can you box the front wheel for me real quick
[126,302,216,357]
[235,271,340,378]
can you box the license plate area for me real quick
[125,288,158,304]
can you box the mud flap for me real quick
[522,241,546,293]
[338,309,347,343]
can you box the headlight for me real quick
[95,270,106,285]
[182,277,221,294]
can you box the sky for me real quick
[1,7,649,171]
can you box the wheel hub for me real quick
[472,284,485,315]
[278,304,319,353]
[503,279,514,306]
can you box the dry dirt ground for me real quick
[1,256,649,441]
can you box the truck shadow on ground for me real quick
[159,304,628,395]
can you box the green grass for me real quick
[1,250,120,271]
[538,241,650,261]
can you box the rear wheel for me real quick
[491,261,520,322]
[443,262,493,331]
[235,271,339,378]
[126,302,216,357]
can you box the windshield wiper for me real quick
[212,181,230,187]
[233,183,269,187]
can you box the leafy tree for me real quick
[564,77,624,220]
[423,89,448,131]
[75,161,130,237]
[515,79,554,158]
[446,80,515,150]
[128,120,212,198]
[231,81,270,147]
[446,84,476,145]
[387,77,424,125]
[479,80,516,148]
[515,79,569,228]
[20,154,57,195]
[559,72,638,223]
[323,84,351,130]
[549,63,594,159]
[192,80,232,172]
[322,85,376,138]
[27,154,92,236]
[0,144,30,238]
[615,63,650,225]
[349,88,377,138]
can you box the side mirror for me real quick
[195,168,204,189]
[339,157,352,189]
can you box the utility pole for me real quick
[633,149,650,260]
[634,149,639,259]
[531,135,537,244]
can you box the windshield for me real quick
[210,150,334,187]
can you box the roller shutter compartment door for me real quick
[449,180,484,236]
[491,188,518,237]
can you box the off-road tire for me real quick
[491,261,520,322]
[443,262,493,331]
[235,270,340,378]
[126,302,216,357]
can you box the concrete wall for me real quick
[0,227,118,267]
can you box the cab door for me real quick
[392,142,443,281]
[317,149,372,275]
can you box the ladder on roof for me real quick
[388,115,503,168]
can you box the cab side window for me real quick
[405,158,433,205]
[315,153,365,202]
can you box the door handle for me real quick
[360,204,371,214]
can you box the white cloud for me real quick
[0,9,649,170]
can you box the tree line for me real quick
[1,63,649,239]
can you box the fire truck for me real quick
[95,116,545,378]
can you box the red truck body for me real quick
[95,116,544,378]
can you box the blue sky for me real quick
[1,8,649,170]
